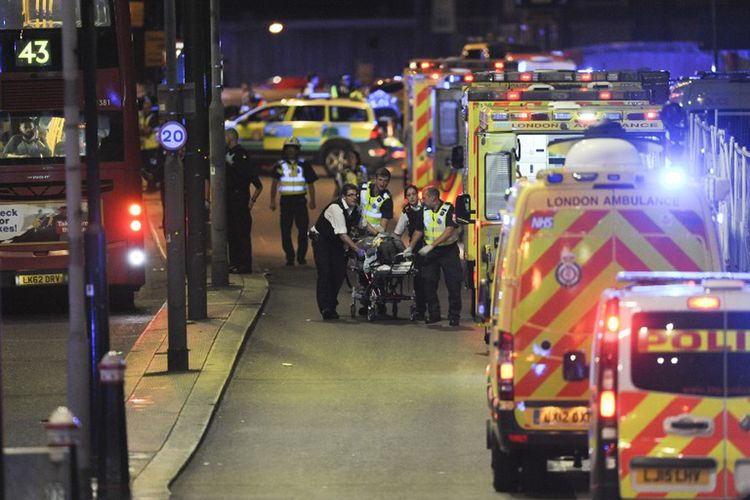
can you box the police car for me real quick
[589,271,750,500]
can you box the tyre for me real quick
[521,452,549,493]
[367,304,377,322]
[320,142,351,176]
[490,439,520,493]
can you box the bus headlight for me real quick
[127,248,146,267]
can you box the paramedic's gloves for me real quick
[356,249,366,259]
[402,247,413,258]
[418,245,434,257]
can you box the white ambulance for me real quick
[588,271,750,499]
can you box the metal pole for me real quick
[164,0,189,371]
[0,288,5,499]
[209,0,228,287]
[96,353,130,499]
[711,0,719,72]
[185,0,209,319]
[81,0,110,472]
[62,0,91,496]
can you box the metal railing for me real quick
[688,114,750,271]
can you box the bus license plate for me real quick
[533,406,590,427]
[634,468,711,486]
[15,273,66,286]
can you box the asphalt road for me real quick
[170,170,588,499]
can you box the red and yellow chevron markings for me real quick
[413,83,434,188]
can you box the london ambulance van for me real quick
[484,137,723,493]
[589,271,750,500]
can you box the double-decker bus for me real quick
[0,0,145,303]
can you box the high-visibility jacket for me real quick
[278,161,307,196]
[423,201,457,246]
[139,113,158,150]
[360,182,390,227]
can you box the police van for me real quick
[484,136,723,493]
[589,272,750,500]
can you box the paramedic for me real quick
[270,136,318,266]
[360,167,393,232]
[310,183,367,320]
[414,186,461,326]
[394,184,426,320]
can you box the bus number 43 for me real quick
[17,40,51,66]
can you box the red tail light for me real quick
[688,295,720,310]
[370,125,381,141]
[520,73,532,82]
[130,220,142,232]
[494,61,504,70]
[600,390,616,418]
[506,91,521,101]
[128,202,143,232]
[497,331,514,401]
[420,61,432,70]
[599,91,612,100]
[579,72,593,82]
[129,203,142,216]
[646,111,659,120]
[463,73,475,83]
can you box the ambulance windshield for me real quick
[631,312,750,397]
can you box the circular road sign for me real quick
[158,121,188,151]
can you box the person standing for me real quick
[138,95,161,192]
[359,167,393,233]
[269,136,318,266]
[394,185,426,321]
[414,186,462,326]
[225,128,263,273]
[333,149,368,199]
[310,183,367,320]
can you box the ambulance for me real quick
[484,137,723,493]
[403,58,504,192]
[456,69,670,327]
[589,272,750,499]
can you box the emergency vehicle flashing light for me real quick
[430,72,440,80]
[646,111,659,120]
[499,361,513,380]
[598,91,612,100]
[579,72,593,82]
[420,61,432,70]
[463,73,475,83]
[546,173,563,183]
[660,168,687,190]
[687,295,720,310]
[599,390,616,418]
[506,91,520,100]
[520,73,532,82]
[494,61,504,70]
[578,112,597,122]
[606,315,619,333]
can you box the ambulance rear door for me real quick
[724,310,750,498]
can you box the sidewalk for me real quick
[124,272,268,499]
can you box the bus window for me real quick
[437,100,459,146]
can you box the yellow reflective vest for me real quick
[139,113,158,150]
[423,201,458,246]
[360,182,390,226]
[278,161,307,196]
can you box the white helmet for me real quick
[563,138,642,171]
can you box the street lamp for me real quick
[268,21,284,35]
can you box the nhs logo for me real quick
[530,216,554,230]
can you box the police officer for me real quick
[360,167,393,232]
[269,136,318,266]
[394,184,426,320]
[225,128,263,273]
[138,95,160,192]
[415,186,462,326]
[310,183,367,320]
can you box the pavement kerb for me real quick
[127,272,269,500]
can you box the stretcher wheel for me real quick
[350,303,356,318]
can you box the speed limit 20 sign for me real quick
[158,121,188,151]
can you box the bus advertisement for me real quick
[0,0,145,303]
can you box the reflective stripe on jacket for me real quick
[423,201,457,246]
[360,182,390,226]
[279,161,307,195]
[139,114,158,150]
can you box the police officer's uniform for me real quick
[359,181,393,229]
[226,142,262,272]
[311,197,365,317]
[422,200,462,323]
[272,158,318,264]
[394,202,426,319]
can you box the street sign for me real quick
[159,121,187,151]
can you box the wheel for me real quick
[521,452,549,493]
[490,439,520,492]
[392,302,398,318]
[367,304,377,322]
[350,303,356,318]
[109,285,136,311]
[321,142,351,176]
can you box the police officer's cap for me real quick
[283,136,301,148]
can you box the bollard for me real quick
[96,351,130,500]
[45,406,81,499]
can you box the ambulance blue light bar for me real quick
[468,89,654,102]
[617,272,750,285]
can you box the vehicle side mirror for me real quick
[450,145,464,170]
[563,350,588,381]
[454,194,471,224]
[477,278,490,322]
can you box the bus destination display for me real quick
[15,39,51,67]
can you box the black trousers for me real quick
[312,239,347,313]
[422,243,462,320]
[280,196,309,263]
[227,196,252,270]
